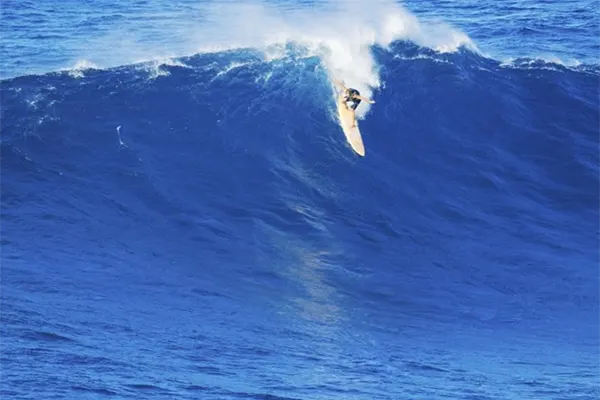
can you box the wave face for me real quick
[1,1,599,399]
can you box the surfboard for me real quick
[336,94,365,156]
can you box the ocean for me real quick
[1,1,599,399]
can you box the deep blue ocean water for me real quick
[1,1,599,399]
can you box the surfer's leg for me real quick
[349,101,358,127]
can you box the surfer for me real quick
[334,80,375,127]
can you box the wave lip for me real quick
[0,0,478,89]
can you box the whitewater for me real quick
[1,0,599,399]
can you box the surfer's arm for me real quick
[357,95,375,104]
[333,79,347,91]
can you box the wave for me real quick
[1,35,598,340]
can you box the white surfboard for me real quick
[336,94,365,156]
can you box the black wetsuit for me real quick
[345,88,361,110]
